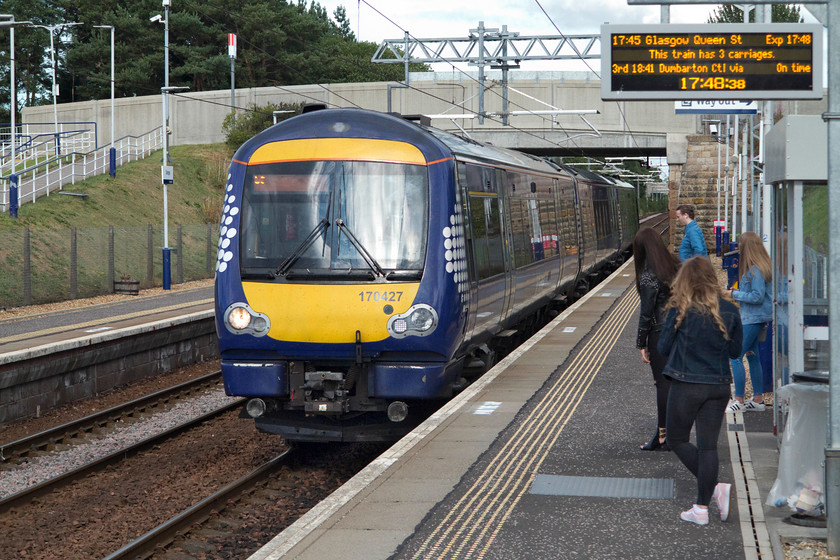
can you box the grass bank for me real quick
[0,144,233,231]
[0,144,234,307]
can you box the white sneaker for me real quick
[744,400,766,412]
[680,505,710,525]
[727,400,746,413]
[713,482,732,521]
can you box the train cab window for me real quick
[240,159,428,277]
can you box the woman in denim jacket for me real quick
[658,257,742,525]
[633,227,681,451]
[726,232,773,413]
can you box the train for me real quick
[214,106,639,442]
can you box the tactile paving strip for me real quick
[530,474,674,499]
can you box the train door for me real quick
[576,180,597,276]
[557,178,579,291]
[458,162,507,342]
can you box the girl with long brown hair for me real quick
[633,227,680,451]
[658,257,742,525]
[726,232,773,412]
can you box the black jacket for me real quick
[636,268,670,350]
[657,297,743,385]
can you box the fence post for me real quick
[108,225,115,293]
[206,224,213,277]
[70,227,78,300]
[10,174,18,218]
[147,224,154,285]
[23,227,31,305]
[176,224,183,284]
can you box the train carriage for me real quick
[215,107,638,442]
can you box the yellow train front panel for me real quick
[242,281,421,343]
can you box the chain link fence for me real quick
[0,224,220,309]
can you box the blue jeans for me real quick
[730,322,765,398]
[666,380,730,506]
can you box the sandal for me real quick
[641,427,669,451]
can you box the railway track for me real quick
[104,449,295,560]
[0,373,244,513]
[640,211,670,239]
[0,370,225,466]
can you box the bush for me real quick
[222,102,304,149]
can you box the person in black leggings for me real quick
[657,257,742,525]
[633,227,680,451]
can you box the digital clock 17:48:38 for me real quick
[680,77,747,90]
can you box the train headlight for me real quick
[224,303,270,336]
[228,306,251,330]
[387,304,438,339]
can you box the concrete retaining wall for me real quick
[0,313,218,424]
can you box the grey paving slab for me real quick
[364,478,461,504]
[290,529,406,560]
[332,499,437,530]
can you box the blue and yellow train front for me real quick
[214,109,468,442]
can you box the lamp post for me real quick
[152,0,188,290]
[161,0,172,290]
[93,25,115,177]
[0,16,32,217]
[32,22,81,157]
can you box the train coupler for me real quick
[303,371,350,414]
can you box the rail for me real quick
[640,211,670,240]
[0,371,222,464]
[0,372,243,515]
[102,449,295,560]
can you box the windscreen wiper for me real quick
[334,219,385,277]
[275,218,329,277]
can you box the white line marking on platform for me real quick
[474,401,502,415]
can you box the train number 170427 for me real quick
[358,291,403,302]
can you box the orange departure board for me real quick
[601,24,823,100]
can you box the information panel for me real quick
[601,24,823,100]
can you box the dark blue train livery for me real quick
[214,107,638,442]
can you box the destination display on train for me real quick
[601,24,823,100]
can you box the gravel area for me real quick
[0,360,221,445]
[0,387,240,499]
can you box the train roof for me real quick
[417,123,564,177]
[555,164,636,190]
[238,108,632,190]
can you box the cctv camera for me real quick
[150,14,163,22]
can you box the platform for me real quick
[248,260,825,560]
[0,285,212,358]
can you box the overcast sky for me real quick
[320,1,730,43]
[317,1,821,72]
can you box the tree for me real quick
[3,0,429,119]
[708,4,803,23]
[0,0,63,116]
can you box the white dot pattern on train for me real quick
[216,178,236,274]
[444,204,468,305]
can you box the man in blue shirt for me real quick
[676,204,708,261]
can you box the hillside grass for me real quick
[0,143,234,231]
[0,144,235,307]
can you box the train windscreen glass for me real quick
[240,160,429,276]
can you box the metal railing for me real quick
[0,123,163,213]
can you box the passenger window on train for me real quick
[468,196,504,280]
